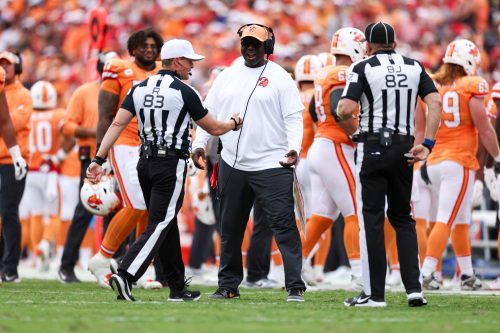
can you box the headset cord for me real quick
[215,60,269,201]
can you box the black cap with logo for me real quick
[364,22,396,44]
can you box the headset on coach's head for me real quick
[237,24,275,56]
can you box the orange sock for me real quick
[384,218,398,268]
[415,218,428,265]
[20,218,30,252]
[82,227,94,250]
[30,215,44,252]
[58,220,71,248]
[426,222,451,260]
[344,215,360,260]
[100,208,146,258]
[42,216,60,243]
[302,215,334,258]
[135,212,149,239]
[451,224,471,257]
[428,222,443,272]
[315,230,331,267]
[214,232,221,267]
[271,237,283,266]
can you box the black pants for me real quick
[356,140,421,301]
[216,159,305,291]
[246,201,272,282]
[188,217,216,269]
[0,164,26,275]
[60,158,93,271]
[118,156,186,291]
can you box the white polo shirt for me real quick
[193,60,304,171]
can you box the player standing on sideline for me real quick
[68,29,163,286]
[0,52,31,282]
[420,40,500,291]
[301,28,366,290]
[87,39,241,302]
[338,22,442,307]
[57,51,118,283]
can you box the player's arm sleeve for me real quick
[341,63,364,102]
[417,62,438,99]
[330,88,344,121]
[309,95,317,122]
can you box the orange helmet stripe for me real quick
[41,83,49,104]
[304,56,310,75]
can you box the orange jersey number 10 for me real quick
[29,120,53,153]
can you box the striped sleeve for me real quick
[341,62,365,102]
[417,62,438,99]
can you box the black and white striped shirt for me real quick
[342,50,437,135]
[121,69,208,153]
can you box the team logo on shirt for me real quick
[258,77,268,87]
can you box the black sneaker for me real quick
[344,292,387,307]
[168,288,201,302]
[407,292,428,307]
[287,289,305,302]
[208,287,240,299]
[58,269,81,283]
[1,272,21,283]
[109,273,135,302]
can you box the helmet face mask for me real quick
[294,55,322,82]
[80,175,121,216]
[31,80,57,110]
[330,27,367,63]
[443,39,481,76]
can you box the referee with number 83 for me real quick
[86,39,242,302]
[337,22,442,307]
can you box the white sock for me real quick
[456,256,474,276]
[434,271,443,282]
[79,247,92,269]
[421,257,438,277]
[350,259,361,278]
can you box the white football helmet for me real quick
[31,80,57,110]
[294,55,322,82]
[330,27,366,63]
[80,175,121,216]
[317,52,336,68]
[443,39,481,76]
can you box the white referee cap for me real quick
[160,39,205,61]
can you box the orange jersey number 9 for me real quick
[442,91,460,128]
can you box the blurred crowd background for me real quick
[0,0,498,107]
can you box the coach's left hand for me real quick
[279,150,298,168]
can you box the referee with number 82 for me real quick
[337,22,442,307]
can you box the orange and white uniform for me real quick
[59,147,81,222]
[419,76,489,227]
[295,88,315,219]
[100,59,160,209]
[0,80,32,165]
[23,108,64,217]
[308,64,356,220]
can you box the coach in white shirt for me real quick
[192,23,306,302]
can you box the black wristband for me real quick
[230,117,238,131]
[92,155,106,166]
[421,143,433,154]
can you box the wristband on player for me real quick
[92,155,106,166]
[422,138,435,153]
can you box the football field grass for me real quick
[0,280,499,333]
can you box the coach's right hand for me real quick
[192,148,207,170]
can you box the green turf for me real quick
[0,280,499,333]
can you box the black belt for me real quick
[352,132,414,143]
[139,143,189,160]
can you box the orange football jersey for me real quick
[101,58,161,146]
[313,65,354,146]
[300,88,315,158]
[427,76,489,170]
[28,108,65,170]
[60,146,81,177]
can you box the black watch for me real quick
[92,155,106,166]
